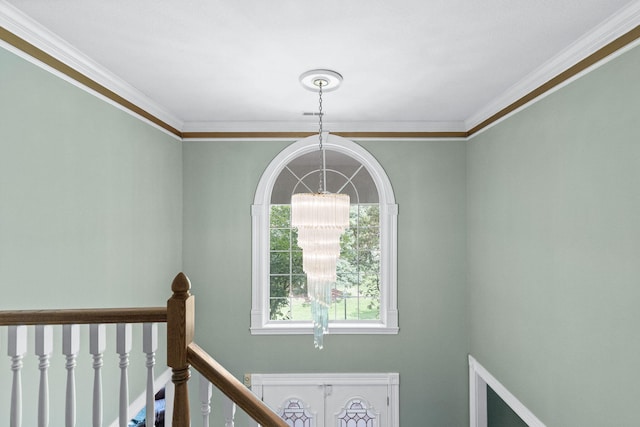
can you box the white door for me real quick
[251,373,399,427]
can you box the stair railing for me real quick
[0,272,287,427]
[167,272,288,427]
[0,306,166,427]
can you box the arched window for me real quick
[251,134,398,335]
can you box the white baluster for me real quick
[63,324,80,427]
[117,323,132,427]
[223,396,237,427]
[164,379,175,427]
[199,373,212,427]
[8,325,27,427]
[35,325,53,427]
[90,324,106,427]
[143,323,158,426]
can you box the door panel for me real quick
[326,384,388,426]
[262,384,324,426]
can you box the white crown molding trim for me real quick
[0,0,184,135]
[465,1,640,132]
[469,355,546,427]
[182,120,466,133]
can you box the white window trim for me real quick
[251,134,398,335]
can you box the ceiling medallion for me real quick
[299,69,343,92]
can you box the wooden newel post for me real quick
[167,272,195,427]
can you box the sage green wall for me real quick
[182,138,468,426]
[0,47,182,425]
[468,44,640,426]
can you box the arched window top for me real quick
[270,148,379,205]
[254,134,396,207]
[251,134,398,336]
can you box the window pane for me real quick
[290,297,312,320]
[270,275,291,320]
[339,256,358,276]
[291,275,307,297]
[270,297,290,320]
[359,204,380,227]
[359,297,380,319]
[270,252,290,275]
[330,296,366,320]
[330,296,347,320]
[270,228,290,251]
[269,275,290,297]
[291,228,301,251]
[292,251,303,274]
[343,296,361,320]
[349,206,359,226]
[359,227,379,251]
[337,273,359,290]
[359,250,380,275]
[270,205,290,228]
[340,227,357,248]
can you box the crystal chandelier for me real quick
[292,70,350,349]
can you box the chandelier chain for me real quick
[318,81,324,193]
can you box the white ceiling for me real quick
[2,0,639,133]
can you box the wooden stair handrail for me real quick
[0,307,167,326]
[187,342,289,427]
[167,272,287,427]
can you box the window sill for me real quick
[250,321,399,335]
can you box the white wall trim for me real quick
[251,134,398,335]
[465,1,640,131]
[469,355,546,427]
[0,0,184,139]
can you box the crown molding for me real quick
[181,120,468,139]
[465,1,640,132]
[182,120,466,134]
[181,131,469,141]
[0,0,184,137]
